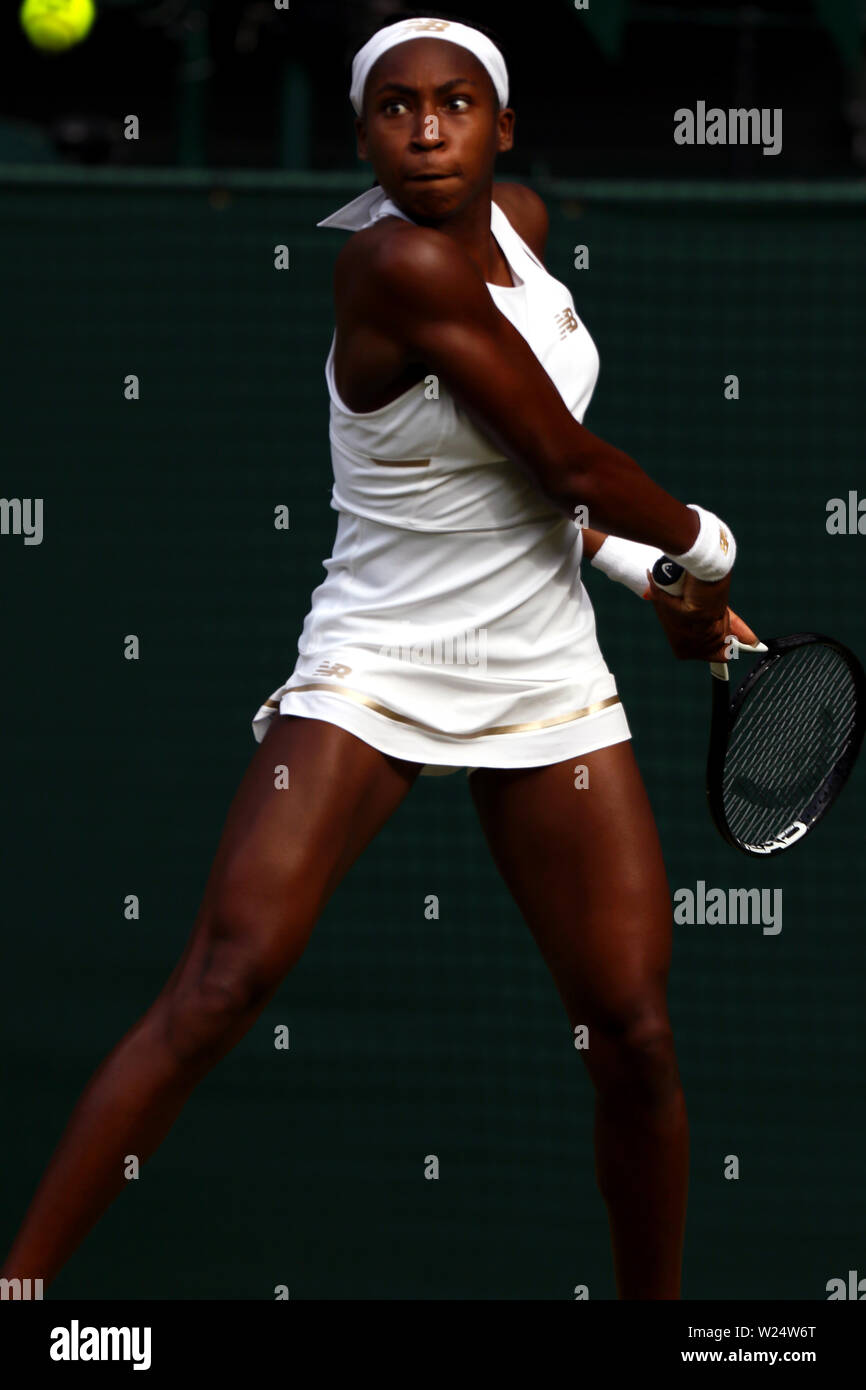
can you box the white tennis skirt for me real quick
[251,510,632,778]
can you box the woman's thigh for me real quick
[164,715,423,1000]
[467,740,673,1032]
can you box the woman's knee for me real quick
[580,1004,682,1107]
[158,945,276,1066]
[159,881,319,1066]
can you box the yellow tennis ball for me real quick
[20,0,96,53]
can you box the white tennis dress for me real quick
[251,185,631,777]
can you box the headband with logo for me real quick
[349,16,509,117]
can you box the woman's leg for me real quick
[1,715,421,1290]
[468,740,688,1299]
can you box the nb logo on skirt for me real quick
[313,660,353,679]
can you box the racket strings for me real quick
[722,644,858,844]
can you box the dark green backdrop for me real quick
[2,169,864,1298]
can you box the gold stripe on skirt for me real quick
[263,683,621,739]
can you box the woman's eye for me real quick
[381,96,471,115]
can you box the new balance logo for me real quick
[313,660,352,679]
[555,307,579,338]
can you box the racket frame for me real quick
[707,632,866,856]
[649,554,866,857]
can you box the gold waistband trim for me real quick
[262,683,621,739]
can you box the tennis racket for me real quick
[650,555,866,857]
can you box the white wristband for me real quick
[670,504,736,582]
[589,534,666,598]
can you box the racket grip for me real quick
[652,554,731,680]
[650,554,686,596]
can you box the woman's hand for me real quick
[644,568,762,662]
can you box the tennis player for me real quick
[2,11,760,1299]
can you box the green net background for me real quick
[1,169,863,1299]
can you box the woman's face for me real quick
[356,37,514,220]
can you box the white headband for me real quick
[350,16,509,118]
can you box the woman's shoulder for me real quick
[333,208,479,312]
[334,182,550,279]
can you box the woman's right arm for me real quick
[341,220,702,558]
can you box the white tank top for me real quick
[291,187,607,683]
[319,189,600,532]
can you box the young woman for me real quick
[2,12,759,1299]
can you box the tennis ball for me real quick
[20,0,96,53]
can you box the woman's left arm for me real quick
[581,527,608,561]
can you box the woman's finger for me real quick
[726,607,761,647]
